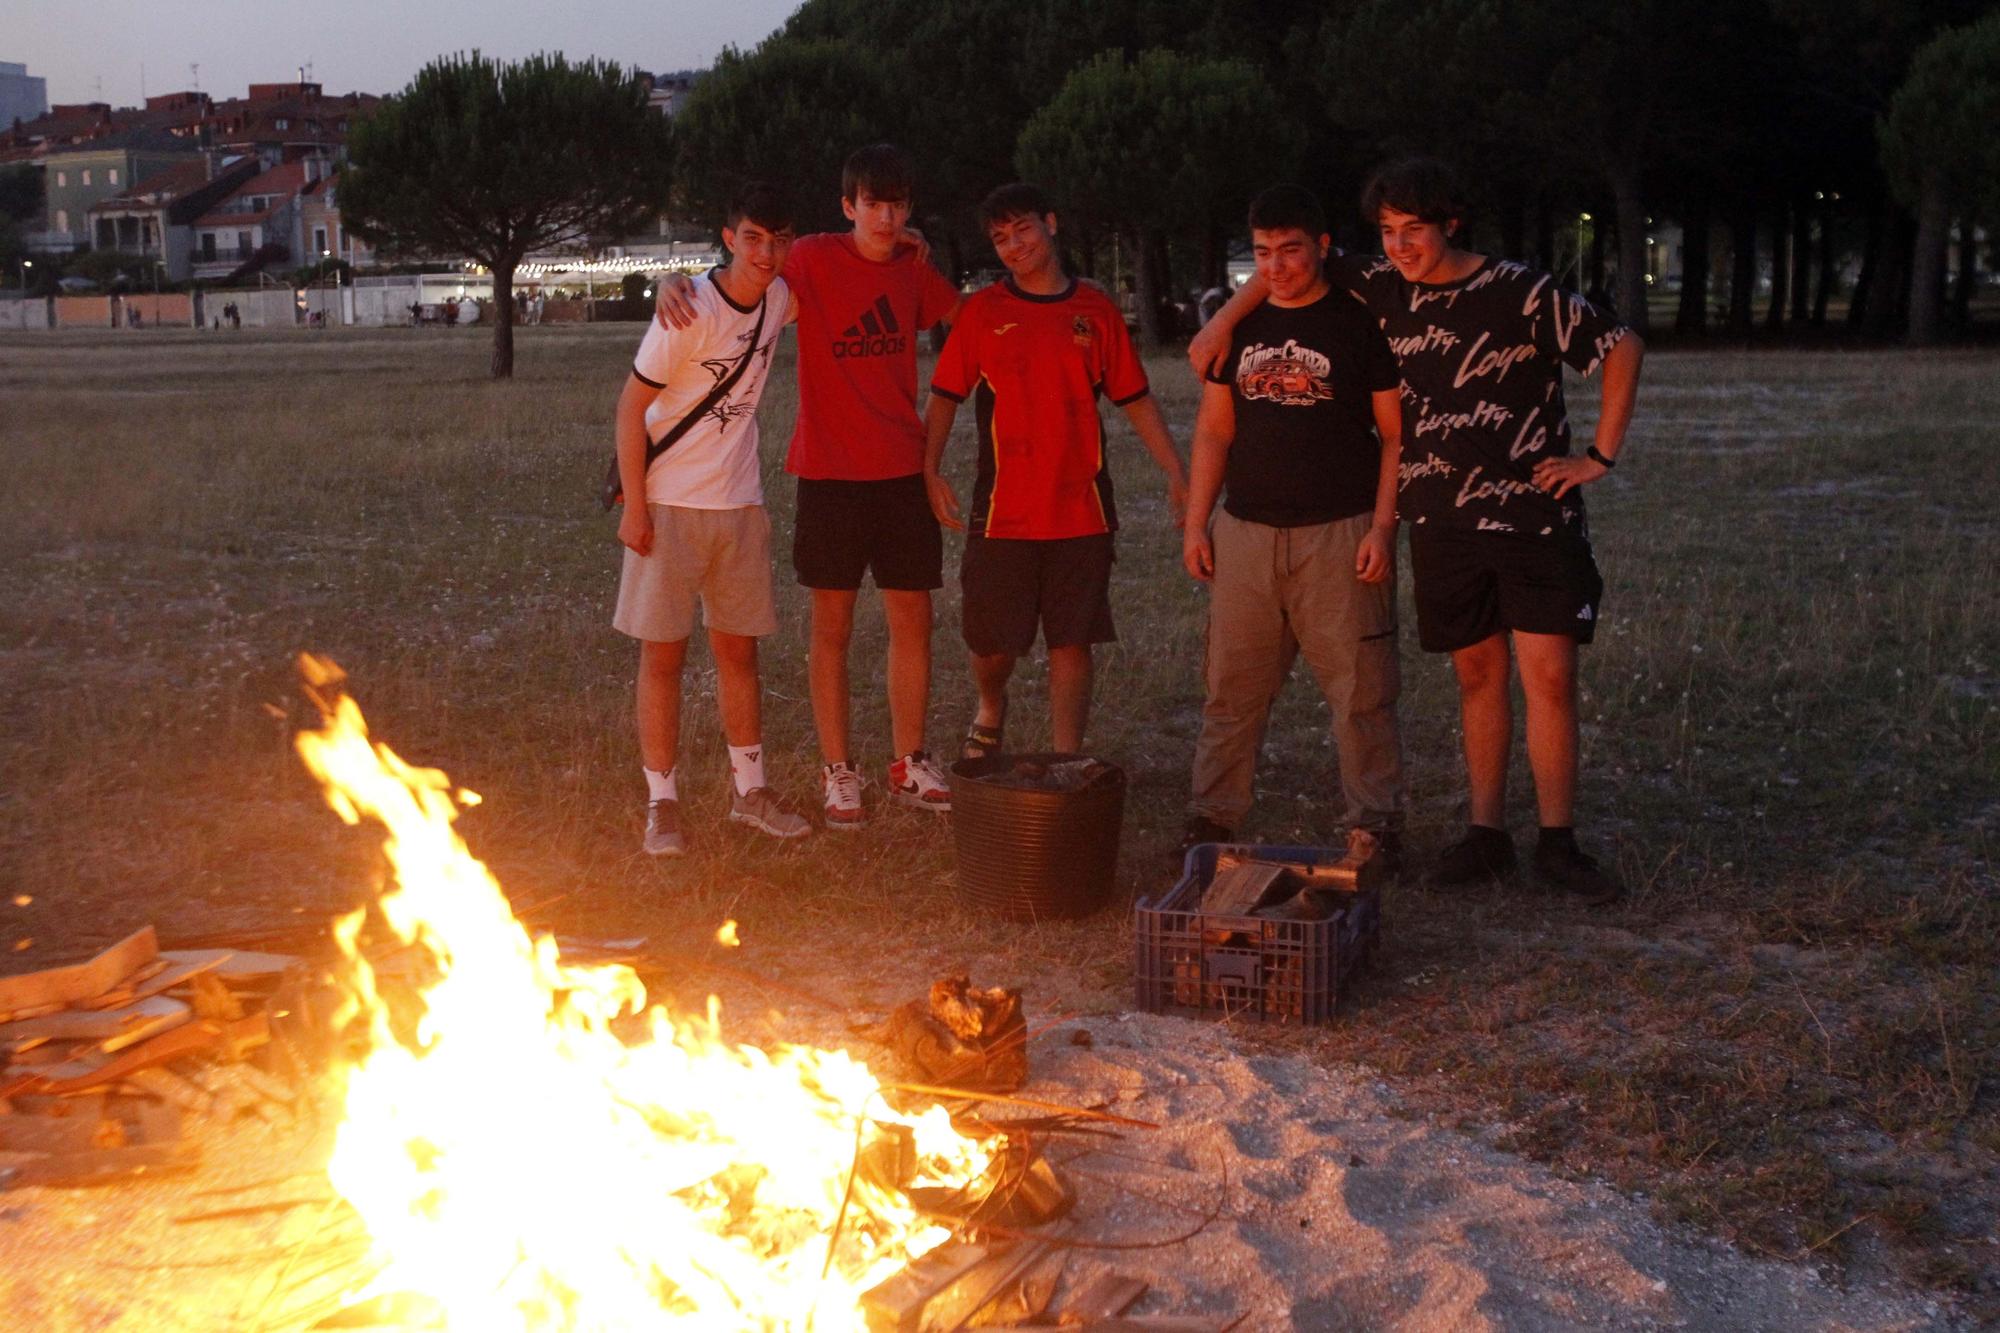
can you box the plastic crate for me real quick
[1134,843,1380,1024]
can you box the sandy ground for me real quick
[0,1008,1966,1332]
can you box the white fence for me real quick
[0,297,53,330]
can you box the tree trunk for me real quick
[1588,214,1607,296]
[1765,202,1788,331]
[1812,195,1836,325]
[1134,226,1167,350]
[1201,218,1225,290]
[1865,209,1916,340]
[1676,199,1710,334]
[1848,198,1885,330]
[1535,203,1556,275]
[1608,164,1647,333]
[1951,214,1977,330]
[1726,207,1756,335]
[490,258,516,379]
[1789,196,1811,322]
[1905,173,1950,347]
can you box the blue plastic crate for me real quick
[1134,842,1380,1024]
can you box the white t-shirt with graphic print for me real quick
[630,272,794,509]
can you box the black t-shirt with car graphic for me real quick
[1205,288,1400,528]
[1329,253,1628,539]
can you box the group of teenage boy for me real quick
[611,144,1643,904]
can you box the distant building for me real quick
[640,69,702,118]
[0,61,47,126]
[34,129,200,255]
[88,155,260,280]
[185,159,317,282]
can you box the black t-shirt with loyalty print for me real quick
[1328,252,1628,539]
[1205,288,1400,528]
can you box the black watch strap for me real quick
[1586,445,1616,469]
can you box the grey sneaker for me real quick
[643,799,685,857]
[729,786,811,839]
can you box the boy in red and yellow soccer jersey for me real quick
[924,183,1188,757]
[656,145,963,830]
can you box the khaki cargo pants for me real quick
[1189,509,1404,833]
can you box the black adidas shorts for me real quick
[792,474,944,592]
[960,533,1116,657]
[1408,523,1604,653]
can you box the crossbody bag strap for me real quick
[642,285,768,471]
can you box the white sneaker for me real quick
[888,750,952,812]
[821,761,868,830]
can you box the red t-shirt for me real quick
[929,278,1151,540]
[782,233,961,480]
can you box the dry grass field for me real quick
[2,323,1996,1310]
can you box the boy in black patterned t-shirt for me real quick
[1192,158,1644,903]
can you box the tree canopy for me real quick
[340,50,673,377]
[1016,49,1287,346]
[657,0,2000,342]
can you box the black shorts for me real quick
[1408,523,1604,653]
[792,474,944,591]
[961,533,1116,656]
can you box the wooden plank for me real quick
[0,928,159,1016]
[1057,1274,1149,1323]
[79,954,226,1010]
[1200,863,1290,917]
[0,1139,200,1189]
[122,1067,211,1114]
[22,1019,223,1095]
[0,1109,124,1154]
[922,1237,1057,1332]
[863,1239,997,1333]
[0,996,192,1051]
[156,947,302,983]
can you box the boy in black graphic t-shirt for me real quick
[1180,186,1406,863]
[1192,159,1644,904]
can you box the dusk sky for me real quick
[3,0,804,106]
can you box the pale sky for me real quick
[3,0,803,107]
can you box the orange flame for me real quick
[292,659,989,1329]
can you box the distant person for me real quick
[129,307,142,329]
[1191,157,1645,903]
[923,183,1187,758]
[656,143,962,830]
[409,300,423,327]
[1179,185,1406,867]
[611,181,810,856]
[443,299,459,328]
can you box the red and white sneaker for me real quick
[821,761,868,830]
[888,751,952,812]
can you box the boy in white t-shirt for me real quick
[612,182,809,855]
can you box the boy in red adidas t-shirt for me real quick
[924,183,1188,757]
[656,145,963,830]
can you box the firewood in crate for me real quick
[1199,860,1293,917]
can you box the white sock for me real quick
[644,766,677,802]
[727,743,766,797]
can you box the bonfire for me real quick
[291,656,994,1330]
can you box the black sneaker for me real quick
[1532,839,1624,905]
[1177,815,1235,864]
[1427,825,1517,888]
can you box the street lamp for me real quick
[20,257,31,298]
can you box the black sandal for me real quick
[961,718,1005,760]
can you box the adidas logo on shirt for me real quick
[834,295,906,359]
[1577,605,1595,621]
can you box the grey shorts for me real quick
[613,503,778,642]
